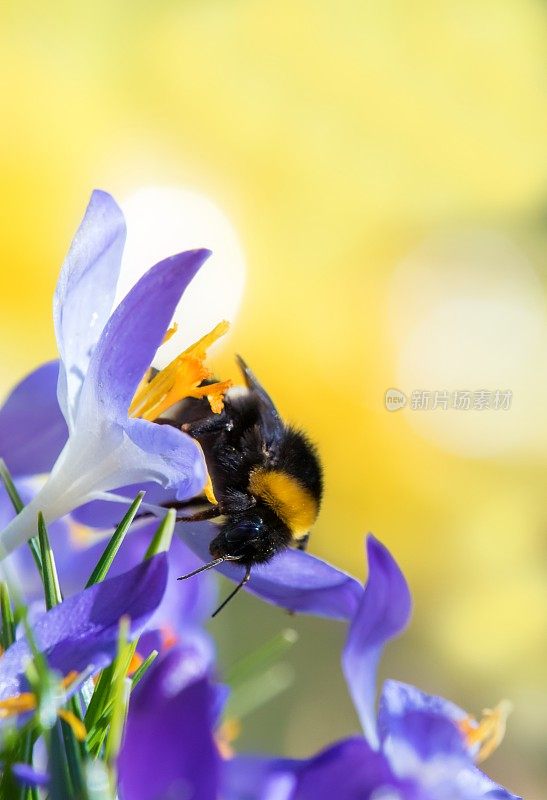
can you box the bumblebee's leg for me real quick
[182,413,232,437]
[176,504,221,522]
[295,533,310,552]
[161,496,207,511]
[135,495,208,521]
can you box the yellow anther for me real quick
[61,671,79,690]
[129,321,231,421]
[204,474,218,505]
[216,717,242,759]
[127,652,144,676]
[0,693,36,717]
[0,672,87,741]
[458,700,512,763]
[162,323,178,344]
[57,708,87,741]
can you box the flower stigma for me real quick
[129,320,231,421]
[458,700,512,763]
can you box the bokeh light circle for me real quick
[116,186,245,367]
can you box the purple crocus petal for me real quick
[225,738,409,800]
[378,680,467,742]
[121,417,207,501]
[78,248,211,425]
[342,536,412,749]
[379,682,521,800]
[382,709,520,800]
[178,522,363,620]
[54,190,126,428]
[71,481,171,528]
[0,361,68,477]
[62,519,216,631]
[118,645,221,800]
[0,555,167,698]
[12,763,49,788]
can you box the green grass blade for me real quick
[104,616,131,790]
[0,458,24,513]
[130,649,158,689]
[0,581,15,650]
[37,513,63,610]
[225,627,298,688]
[85,492,145,588]
[20,730,39,800]
[60,714,89,800]
[144,508,175,559]
[0,458,42,577]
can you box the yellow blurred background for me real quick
[1,1,546,795]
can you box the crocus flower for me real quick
[0,190,215,557]
[0,481,215,636]
[0,190,364,624]
[0,555,168,702]
[225,536,520,800]
[118,641,222,800]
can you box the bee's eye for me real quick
[225,518,263,543]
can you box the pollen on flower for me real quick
[129,320,232,422]
[458,700,512,763]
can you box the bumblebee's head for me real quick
[209,504,292,566]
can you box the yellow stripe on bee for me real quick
[248,468,318,536]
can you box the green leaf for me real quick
[0,458,24,513]
[85,492,145,587]
[0,581,15,650]
[84,760,112,800]
[225,627,298,688]
[130,649,158,689]
[37,513,63,610]
[0,458,42,577]
[144,508,175,559]
[104,617,132,791]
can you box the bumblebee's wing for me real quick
[236,355,285,454]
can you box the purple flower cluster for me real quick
[0,191,519,799]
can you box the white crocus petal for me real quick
[0,421,206,558]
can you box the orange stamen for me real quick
[0,693,36,717]
[458,701,512,763]
[160,625,178,650]
[57,709,87,741]
[0,671,87,741]
[216,718,242,759]
[129,320,231,421]
[162,323,178,344]
[127,652,144,677]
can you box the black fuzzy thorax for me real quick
[161,373,323,566]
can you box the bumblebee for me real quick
[173,356,323,615]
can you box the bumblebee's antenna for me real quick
[212,565,251,618]
[177,554,240,581]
